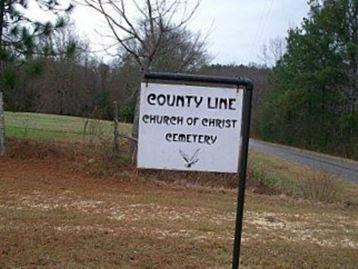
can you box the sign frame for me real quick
[141,72,253,269]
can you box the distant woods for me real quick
[1,24,215,121]
[2,43,270,126]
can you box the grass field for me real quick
[4,111,131,141]
[1,112,357,268]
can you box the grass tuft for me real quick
[298,169,340,202]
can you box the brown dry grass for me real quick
[298,169,340,202]
[0,140,357,268]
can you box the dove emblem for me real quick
[179,149,201,168]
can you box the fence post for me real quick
[0,92,5,156]
[113,101,120,152]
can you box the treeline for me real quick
[2,20,212,121]
[3,48,271,131]
[2,22,270,128]
[259,0,357,159]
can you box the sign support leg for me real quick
[231,88,253,269]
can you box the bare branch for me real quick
[98,0,142,65]
[81,0,202,71]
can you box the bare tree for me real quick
[107,26,209,125]
[81,0,201,159]
[258,36,286,67]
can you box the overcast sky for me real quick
[72,0,310,65]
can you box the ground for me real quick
[0,112,357,268]
[1,152,358,268]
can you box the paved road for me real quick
[249,139,358,184]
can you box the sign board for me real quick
[138,72,253,269]
[138,82,244,173]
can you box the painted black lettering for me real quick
[167,95,175,106]
[147,94,156,105]
[186,96,193,107]
[163,116,169,125]
[194,96,203,108]
[178,134,186,142]
[176,117,184,125]
[211,136,218,144]
[219,98,228,109]
[165,133,172,142]
[149,114,156,124]
[229,98,236,110]
[209,118,215,126]
[176,95,185,107]
[157,94,166,106]
[228,119,237,128]
[142,114,149,123]
[207,97,215,109]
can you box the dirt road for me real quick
[250,139,358,183]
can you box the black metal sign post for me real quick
[232,83,253,269]
[143,72,253,269]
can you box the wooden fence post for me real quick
[113,101,120,152]
[0,92,5,156]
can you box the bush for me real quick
[298,169,340,202]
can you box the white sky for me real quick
[45,0,310,65]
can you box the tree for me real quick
[0,0,73,155]
[0,0,73,60]
[0,0,75,100]
[24,25,97,116]
[107,25,209,122]
[258,36,286,67]
[83,0,202,157]
[260,0,358,159]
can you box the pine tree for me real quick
[260,0,357,159]
[0,0,74,155]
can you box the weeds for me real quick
[248,161,340,202]
[84,140,132,177]
[247,160,300,196]
[298,169,340,202]
[81,112,132,177]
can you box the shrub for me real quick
[298,169,340,202]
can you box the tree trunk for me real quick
[130,86,141,163]
[131,66,149,163]
[0,91,5,156]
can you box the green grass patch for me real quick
[249,150,303,195]
[4,111,131,142]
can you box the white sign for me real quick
[137,82,244,173]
